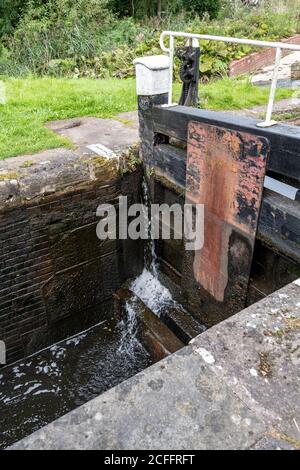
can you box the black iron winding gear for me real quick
[175,46,200,107]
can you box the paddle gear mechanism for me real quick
[176,45,200,107]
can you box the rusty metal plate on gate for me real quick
[185,121,269,318]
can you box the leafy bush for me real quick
[109,0,221,19]
[184,0,221,19]
[2,0,114,74]
[0,1,299,79]
[0,0,26,37]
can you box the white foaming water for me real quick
[129,179,177,317]
[117,301,144,358]
[130,268,174,317]
[141,179,158,276]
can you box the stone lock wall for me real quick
[0,149,143,364]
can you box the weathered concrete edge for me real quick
[10,280,300,450]
[0,144,141,210]
[0,148,118,210]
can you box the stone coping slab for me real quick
[0,148,120,210]
[10,280,300,450]
[46,115,139,152]
[0,111,139,209]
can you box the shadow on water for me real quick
[0,314,152,449]
[0,176,186,449]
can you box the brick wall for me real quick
[0,151,143,364]
[229,34,300,77]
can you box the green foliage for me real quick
[109,1,185,18]
[0,0,27,37]
[184,0,221,19]
[0,0,114,74]
[108,0,222,19]
[174,8,299,79]
[0,1,298,79]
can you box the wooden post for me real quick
[133,55,170,166]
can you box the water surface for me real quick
[0,316,151,449]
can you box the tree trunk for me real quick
[157,0,162,18]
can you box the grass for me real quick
[197,77,294,110]
[0,76,295,159]
[0,77,138,159]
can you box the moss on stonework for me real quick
[263,314,300,341]
[270,430,300,450]
[87,156,116,167]
[0,172,19,181]
[151,170,185,197]
[21,160,34,169]
[258,352,272,378]
[257,233,300,262]
[115,118,132,126]
[284,316,300,330]
[264,329,285,339]
[121,144,141,174]
[81,155,119,182]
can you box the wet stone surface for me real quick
[189,280,300,441]
[0,317,151,449]
[11,280,300,450]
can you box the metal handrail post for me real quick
[159,31,300,127]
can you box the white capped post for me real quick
[133,55,170,96]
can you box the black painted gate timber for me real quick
[138,95,300,325]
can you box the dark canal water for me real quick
[0,315,152,449]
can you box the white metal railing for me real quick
[160,31,300,127]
